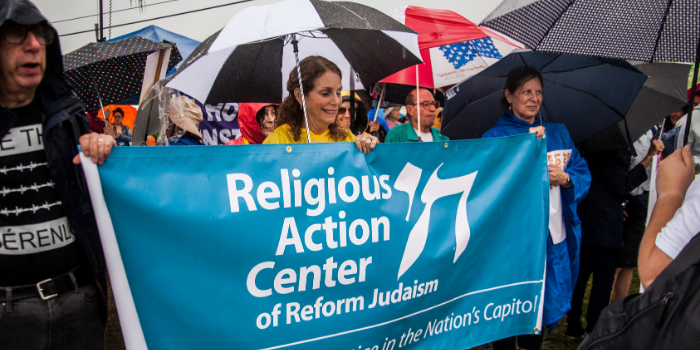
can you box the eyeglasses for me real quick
[415,101,440,109]
[0,22,55,46]
[337,106,358,115]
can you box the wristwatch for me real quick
[564,175,572,187]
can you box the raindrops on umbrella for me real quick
[63,36,182,111]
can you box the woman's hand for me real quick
[72,133,116,165]
[529,126,545,140]
[549,164,570,187]
[656,145,694,200]
[355,134,378,154]
[368,121,380,133]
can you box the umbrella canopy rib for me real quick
[650,0,675,60]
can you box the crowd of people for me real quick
[2,0,700,349]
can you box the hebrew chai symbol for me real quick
[393,163,478,280]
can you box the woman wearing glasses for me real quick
[336,91,387,143]
[384,88,449,143]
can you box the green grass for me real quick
[106,270,641,350]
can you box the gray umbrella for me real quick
[480,0,700,143]
[621,62,691,143]
[570,61,690,153]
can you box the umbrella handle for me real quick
[373,85,385,122]
[89,67,107,113]
[292,34,312,144]
[416,65,421,142]
[683,38,700,145]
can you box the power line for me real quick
[52,0,181,24]
[59,0,254,37]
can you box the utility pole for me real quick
[96,0,106,42]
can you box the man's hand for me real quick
[72,133,116,165]
[657,145,694,200]
[529,126,545,140]
[548,164,570,187]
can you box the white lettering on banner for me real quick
[254,276,441,330]
[247,256,373,297]
[201,128,241,145]
[547,149,571,245]
[0,123,43,157]
[206,103,225,122]
[221,103,238,122]
[395,163,477,279]
[202,103,239,145]
[367,278,439,309]
[0,217,74,255]
[230,159,480,331]
[227,168,393,216]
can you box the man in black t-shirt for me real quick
[0,1,115,348]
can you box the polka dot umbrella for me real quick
[63,36,182,112]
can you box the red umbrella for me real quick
[381,6,522,89]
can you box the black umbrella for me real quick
[441,50,647,143]
[480,0,700,143]
[63,36,182,111]
[370,83,446,107]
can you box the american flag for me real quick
[439,37,503,69]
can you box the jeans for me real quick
[0,282,105,350]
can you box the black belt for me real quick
[1,264,92,301]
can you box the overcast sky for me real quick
[32,0,505,54]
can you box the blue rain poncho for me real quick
[483,110,591,327]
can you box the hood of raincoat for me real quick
[0,0,72,105]
[238,103,277,145]
[491,109,543,130]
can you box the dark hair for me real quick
[113,107,124,118]
[256,105,278,126]
[278,56,348,142]
[501,66,543,110]
[347,101,368,136]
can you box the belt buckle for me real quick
[36,279,58,300]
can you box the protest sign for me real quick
[199,102,240,145]
[81,134,549,350]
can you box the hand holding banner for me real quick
[82,134,549,349]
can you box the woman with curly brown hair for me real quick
[263,56,378,153]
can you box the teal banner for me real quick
[89,134,549,349]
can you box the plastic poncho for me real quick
[483,110,591,327]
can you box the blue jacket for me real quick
[483,111,591,327]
